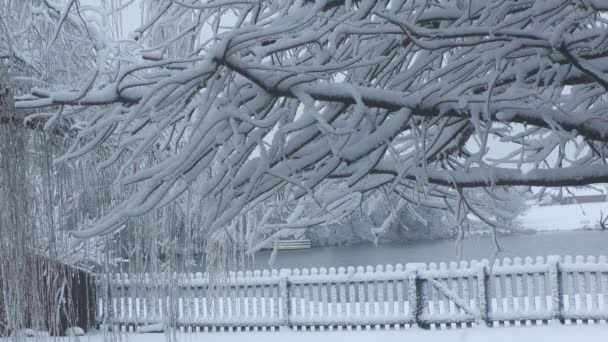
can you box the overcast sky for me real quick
[81,0,141,38]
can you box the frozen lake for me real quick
[249,230,608,270]
[116,230,608,273]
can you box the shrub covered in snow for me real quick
[65,327,85,336]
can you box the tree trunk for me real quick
[0,64,32,336]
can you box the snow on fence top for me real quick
[97,255,608,329]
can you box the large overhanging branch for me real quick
[222,56,608,143]
[331,164,608,188]
[10,0,608,240]
[15,59,608,142]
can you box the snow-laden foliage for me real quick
[9,1,608,250]
[304,186,529,248]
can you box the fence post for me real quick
[279,275,291,329]
[475,261,491,326]
[407,264,424,328]
[548,256,563,323]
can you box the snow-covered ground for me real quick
[520,202,608,232]
[5,325,608,342]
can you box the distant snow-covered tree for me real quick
[478,188,528,227]
[9,0,608,251]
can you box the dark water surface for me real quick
[249,230,608,270]
[115,231,608,273]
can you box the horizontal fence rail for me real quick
[97,255,608,331]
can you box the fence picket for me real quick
[600,257,608,315]
[395,264,405,318]
[344,267,354,319]
[385,265,395,319]
[513,258,525,315]
[339,267,347,320]
[320,269,328,318]
[538,258,548,315]
[367,266,375,319]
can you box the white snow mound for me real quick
[65,327,85,336]
[137,323,165,333]
[521,202,608,231]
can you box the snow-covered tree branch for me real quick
[8,0,608,243]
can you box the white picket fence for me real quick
[97,255,608,331]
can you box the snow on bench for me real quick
[261,240,312,251]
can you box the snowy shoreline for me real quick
[5,324,608,342]
[520,202,608,232]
